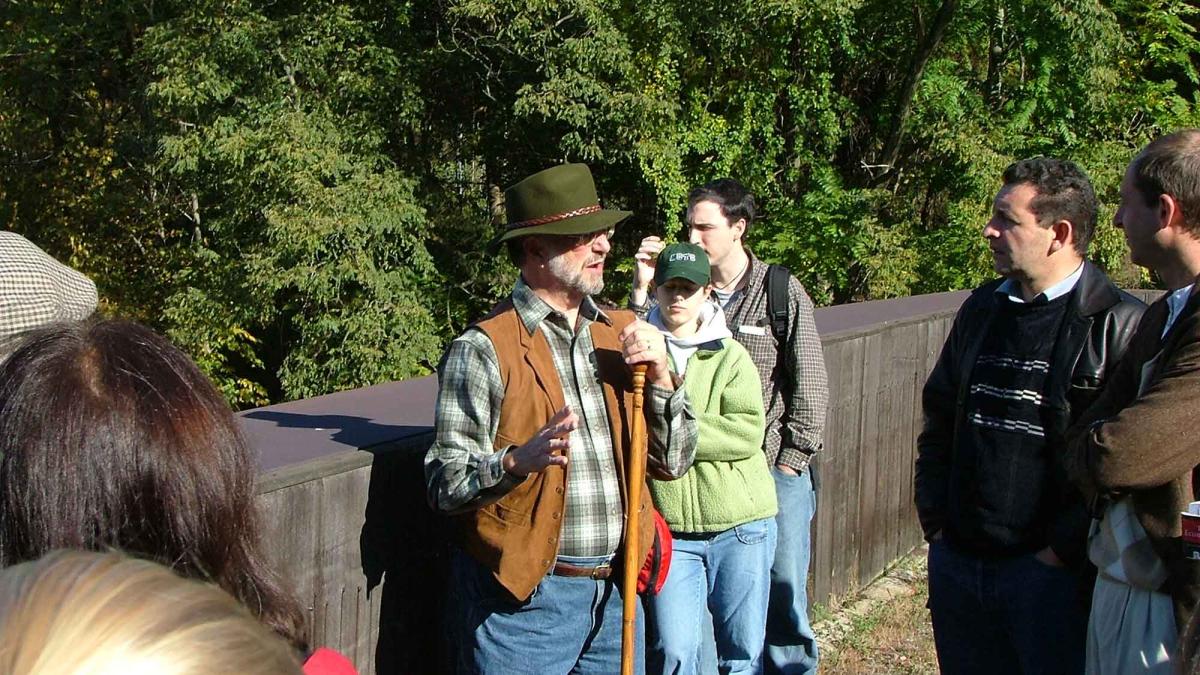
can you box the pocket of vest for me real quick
[481,482,534,527]
[487,436,536,526]
[487,500,531,526]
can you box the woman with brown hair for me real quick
[0,319,352,674]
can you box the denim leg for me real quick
[765,468,818,675]
[698,608,719,675]
[449,550,640,674]
[572,574,644,675]
[707,517,777,674]
[646,536,708,674]
[999,554,1087,675]
[925,540,1017,675]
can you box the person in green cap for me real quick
[642,242,777,674]
[631,179,828,674]
[424,163,698,674]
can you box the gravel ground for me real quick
[815,545,938,674]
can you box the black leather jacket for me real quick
[914,262,1146,565]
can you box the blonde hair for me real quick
[0,550,303,675]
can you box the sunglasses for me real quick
[560,227,616,249]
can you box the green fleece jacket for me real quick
[649,336,777,533]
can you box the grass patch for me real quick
[811,601,834,626]
[818,549,937,674]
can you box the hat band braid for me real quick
[506,204,602,231]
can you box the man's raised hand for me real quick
[501,405,577,477]
[631,236,666,307]
[633,236,666,290]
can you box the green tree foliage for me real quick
[2,0,1198,404]
[3,1,442,406]
[140,1,441,404]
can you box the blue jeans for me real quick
[646,517,777,674]
[448,549,644,674]
[764,468,818,675]
[926,538,1086,675]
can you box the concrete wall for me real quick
[244,290,977,673]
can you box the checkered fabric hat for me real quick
[0,231,97,348]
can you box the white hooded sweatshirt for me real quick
[646,299,733,376]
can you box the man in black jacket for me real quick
[915,158,1145,674]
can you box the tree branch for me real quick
[875,0,960,184]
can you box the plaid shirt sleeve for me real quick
[424,329,525,514]
[644,379,697,479]
[778,277,829,469]
[627,293,651,319]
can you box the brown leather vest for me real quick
[455,300,655,601]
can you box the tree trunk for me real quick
[875,0,960,183]
[984,1,1008,108]
[778,29,806,197]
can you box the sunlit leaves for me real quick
[3,0,1199,406]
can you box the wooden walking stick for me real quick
[621,363,649,675]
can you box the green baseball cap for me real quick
[654,242,711,287]
[487,163,632,253]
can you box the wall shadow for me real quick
[360,441,452,675]
[243,410,427,449]
[247,408,448,672]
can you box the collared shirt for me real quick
[1163,284,1195,337]
[426,278,696,557]
[995,262,1085,304]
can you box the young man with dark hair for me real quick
[915,157,1145,674]
[631,178,829,675]
[1064,129,1200,672]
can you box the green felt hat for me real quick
[488,164,632,253]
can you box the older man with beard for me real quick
[425,163,698,674]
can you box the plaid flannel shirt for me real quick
[425,278,697,557]
[633,252,827,470]
[0,232,97,359]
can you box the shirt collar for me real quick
[512,276,611,335]
[995,262,1084,304]
[1163,284,1195,337]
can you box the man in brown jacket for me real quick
[1064,129,1200,671]
[425,164,697,674]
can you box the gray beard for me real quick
[547,253,605,297]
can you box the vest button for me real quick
[552,512,561,519]
[542,559,551,566]
[555,486,564,495]
[548,537,557,544]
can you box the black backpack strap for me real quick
[766,264,791,345]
